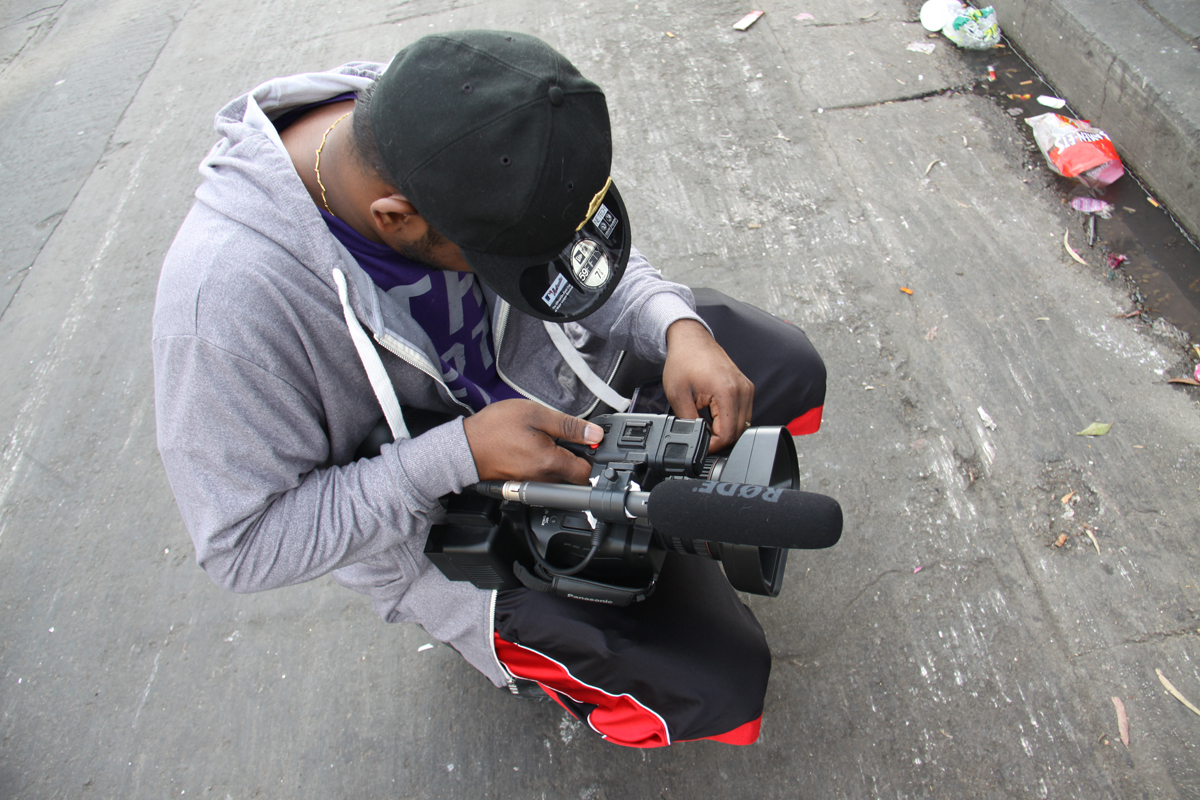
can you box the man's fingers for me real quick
[540,408,604,446]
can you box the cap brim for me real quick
[459,182,632,323]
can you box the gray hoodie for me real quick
[152,62,702,686]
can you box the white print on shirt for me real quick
[472,317,494,369]
[440,341,470,399]
[386,275,432,317]
[444,272,483,335]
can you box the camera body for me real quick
[424,413,798,605]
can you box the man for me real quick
[154,30,825,747]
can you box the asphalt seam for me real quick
[0,0,194,326]
[0,1,64,81]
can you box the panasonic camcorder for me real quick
[424,412,843,606]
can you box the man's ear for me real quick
[369,194,421,236]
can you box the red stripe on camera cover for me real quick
[786,404,824,436]
[494,633,762,748]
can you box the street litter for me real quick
[794,12,814,21]
[1077,422,1113,436]
[747,223,763,229]
[418,643,434,652]
[900,286,914,295]
[1111,697,1130,748]
[925,325,938,340]
[914,566,922,574]
[1168,377,1200,387]
[1006,93,1031,100]
[1027,113,1125,188]
[1070,197,1114,218]
[1060,490,1076,504]
[1037,95,1067,109]
[1147,196,1161,208]
[907,42,937,54]
[1053,533,1069,548]
[920,1,1001,49]
[1063,230,1089,266]
[924,158,941,175]
[734,10,764,30]
[665,31,675,37]
[1105,253,1127,270]
[1084,525,1100,555]
[977,407,997,430]
[987,65,996,81]
[1196,362,1200,381]
[1020,80,1034,86]
[1156,669,1200,718]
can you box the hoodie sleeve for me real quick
[571,245,710,363]
[153,332,479,593]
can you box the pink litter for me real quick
[1070,197,1114,218]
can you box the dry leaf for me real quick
[1112,697,1129,748]
[1063,230,1090,266]
[1060,490,1076,504]
[1156,669,1200,717]
[1077,422,1114,437]
[1084,526,1100,555]
[1168,378,1200,387]
[1054,533,1069,547]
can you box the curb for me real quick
[990,0,1200,240]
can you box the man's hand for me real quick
[662,319,754,452]
[462,399,603,485]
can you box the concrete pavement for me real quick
[1,0,1199,797]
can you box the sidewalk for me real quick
[1,0,1198,797]
[992,0,1200,240]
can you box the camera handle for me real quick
[497,464,660,606]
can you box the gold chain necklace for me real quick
[314,111,352,214]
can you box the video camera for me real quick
[424,412,843,606]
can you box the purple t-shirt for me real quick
[321,210,521,411]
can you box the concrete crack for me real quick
[1133,0,1200,51]
[1072,626,1200,660]
[815,86,963,113]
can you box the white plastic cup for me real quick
[920,0,966,32]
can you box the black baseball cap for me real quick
[370,30,630,322]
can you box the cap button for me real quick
[548,85,564,106]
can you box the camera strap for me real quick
[542,321,630,412]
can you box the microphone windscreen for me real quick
[647,479,842,550]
